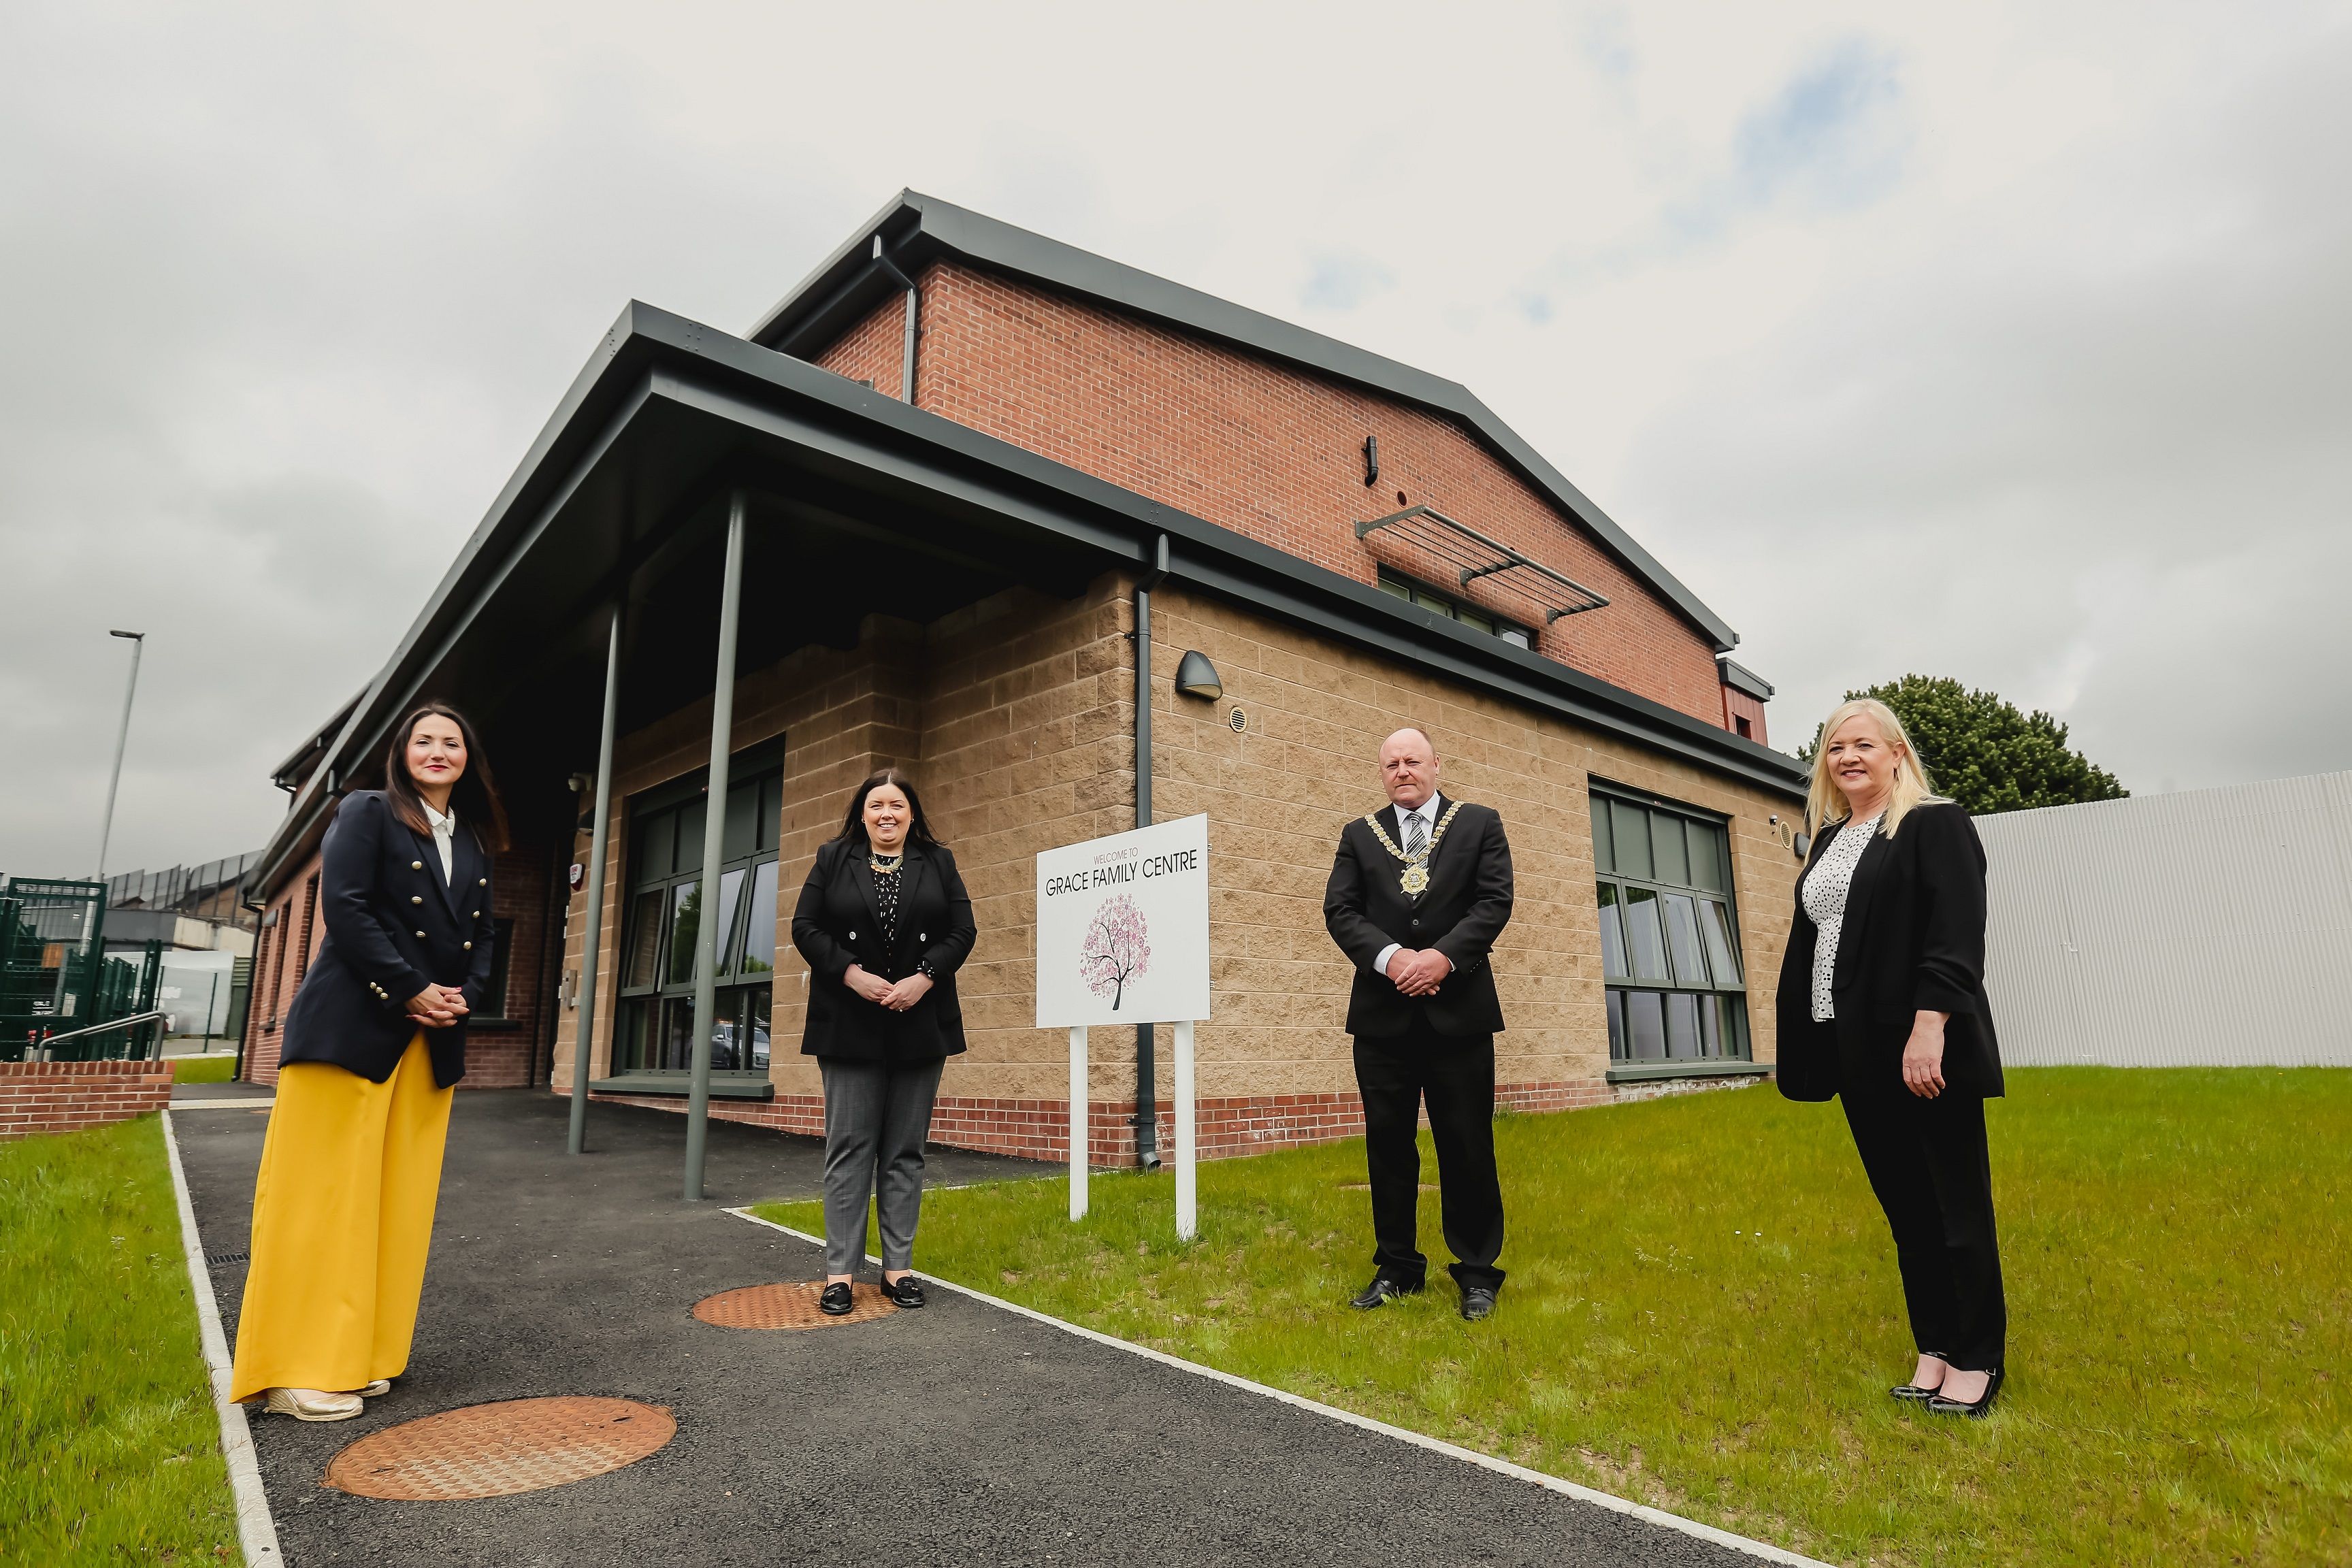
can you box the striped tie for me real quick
[1405,811,1427,860]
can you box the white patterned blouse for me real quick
[1800,812,1882,1023]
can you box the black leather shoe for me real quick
[818,1281,855,1316]
[1458,1286,1498,1322]
[1927,1365,2004,1418]
[1350,1277,1423,1310]
[877,1274,926,1309]
[1891,1353,1949,1402]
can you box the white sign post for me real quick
[1036,814,1211,1239]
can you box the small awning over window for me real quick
[1354,505,1610,625]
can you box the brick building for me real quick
[240,192,1809,1164]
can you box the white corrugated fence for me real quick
[1974,770,2352,1066]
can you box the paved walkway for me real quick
[178,1090,1774,1567]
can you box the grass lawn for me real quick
[0,1115,238,1563]
[170,1056,238,1085]
[755,1068,2351,1567]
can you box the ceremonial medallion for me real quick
[1365,801,1464,898]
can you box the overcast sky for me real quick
[4,1,2347,879]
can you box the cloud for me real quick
[0,0,2344,879]
[1300,252,1396,313]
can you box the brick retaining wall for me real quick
[0,1059,175,1141]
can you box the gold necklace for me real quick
[868,849,904,875]
[1364,800,1464,896]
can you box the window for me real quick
[295,873,319,983]
[1592,787,1749,1064]
[1377,568,1534,649]
[610,765,783,1076]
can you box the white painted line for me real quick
[724,1206,1830,1568]
[170,1099,275,1111]
[161,1109,283,1566]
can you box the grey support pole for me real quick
[1131,536,1169,1169]
[683,493,747,1200]
[568,604,623,1156]
[95,630,146,879]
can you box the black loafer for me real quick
[1927,1365,2004,1418]
[818,1281,855,1316]
[1458,1286,1498,1322]
[878,1274,926,1309]
[1350,1277,1424,1310]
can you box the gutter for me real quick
[1130,534,1170,1169]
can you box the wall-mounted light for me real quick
[1173,650,1224,701]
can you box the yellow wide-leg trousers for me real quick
[229,1034,453,1403]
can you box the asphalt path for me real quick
[178,1089,1776,1567]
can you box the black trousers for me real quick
[1842,1087,2006,1371]
[1352,1029,1505,1292]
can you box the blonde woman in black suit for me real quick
[1776,698,2008,1417]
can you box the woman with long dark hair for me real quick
[1777,698,2008,1417]
[791,768,976,1316]
[229,703,506,1420]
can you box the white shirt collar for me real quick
[1398,794,1441,826]
[424,802,456,833]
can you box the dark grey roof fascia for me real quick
[267,687,364,785]
[746,191,1741,653]
[253,301,1801,896]
[1718,657,1775,702]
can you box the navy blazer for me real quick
[1323,796,1514,1039]
[791,837,976,1062]
[1775,801,2004,1102]
[278,791,496,1088]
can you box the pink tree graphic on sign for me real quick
[1079,895,1152,1011]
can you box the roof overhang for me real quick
[749,190,1742,653]
[251,301,1802,898]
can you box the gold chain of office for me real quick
[1364,800,1465,896]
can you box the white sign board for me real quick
[1035,815,1211,1029]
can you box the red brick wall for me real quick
[809,262,1733,727]
[0,1060,174,1141]
[1723,683,1769,747]
[241,840,557,1090]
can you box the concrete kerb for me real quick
[724,1207,1833,1568]
[161,1109,284,1566]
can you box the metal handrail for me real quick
[29,1009,169,1056]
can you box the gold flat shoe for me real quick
[262,1387,364,1422]
[355,1380,391,1397]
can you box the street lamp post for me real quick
[95,630,145,881]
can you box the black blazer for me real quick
[791,837,977,1062]
[278,791,495,1089]
[1775,801,2004,1102]
[1324,796,1514,1039]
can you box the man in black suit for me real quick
[1324,727,1515,1320]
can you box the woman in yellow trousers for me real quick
[230,703,505,1421]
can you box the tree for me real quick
[1079,895,1152,1011]
[1799,674,2126,815]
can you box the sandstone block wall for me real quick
[551,570,1802,1166]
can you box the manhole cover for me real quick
[692,1280,893,1329]
[323,1396,674,1500]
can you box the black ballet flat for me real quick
[1927,1365,2004,1418]
[818,1281,855,1316]
[1891,1353,1949,1403]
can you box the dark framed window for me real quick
[1376,566,1535,649]
[610,760,783,1077]
[1591,785,1749,1064]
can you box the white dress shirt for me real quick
[1375,794,1446,979]
[423,802,457,886]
